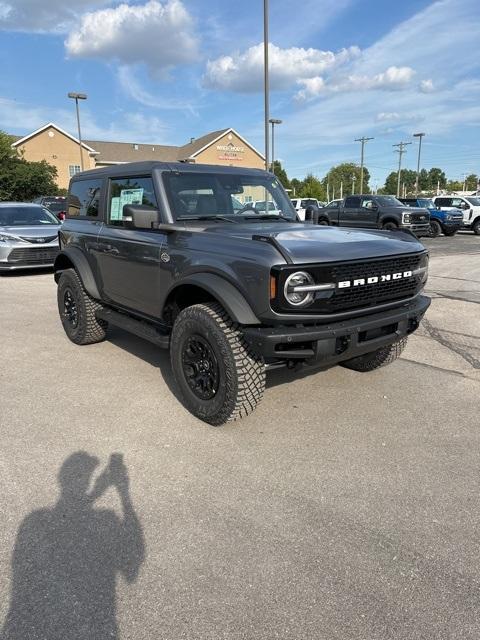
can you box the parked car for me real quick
[54,162,430,425]
[0,203,60,271]
[252,200,281,214]
[432,195,480,235]
[321,195,430,236]
[290,198,321,221]
[399,197,462,237]
[33,196,67,221]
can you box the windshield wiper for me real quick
[243,214,292,222]
[177,215,238,224]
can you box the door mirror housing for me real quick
[123,204,160,229]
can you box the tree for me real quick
[322,163,370,198]
[0,130,58,201]
[290,178,302,197]
[300,173,325,200]
[427,168,446,191]
[272,161,290,190]
[465,174,478,190]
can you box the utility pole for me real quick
[413,132,425,196]
[355,136,374,193]
[327,177,330,202]
[462,173,467,192]
[340,181,343,199]
[393,141,412,197]
[351,174,356,195]
[263,0,269,171]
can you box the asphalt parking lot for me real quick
[1,232,479,640]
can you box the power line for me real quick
[393,141,412,197]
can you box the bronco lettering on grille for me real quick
[338,270,413,288]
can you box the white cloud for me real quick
[296,65,415,100]
[419,79,435,93]
[65,0,198,74]
[0,0,108,32]
[203,43,360,92]
[117,66,200,114]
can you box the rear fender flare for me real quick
[54,247,100,300]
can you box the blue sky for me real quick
[0,0,479,184]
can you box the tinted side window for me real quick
[107,176,158,226]
[345,196,360,208]
[435,198,451,207]
[68,179,103,218]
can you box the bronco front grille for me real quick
[7,247,59,264]
[272,252,427,315]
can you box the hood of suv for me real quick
[206,223,424,264]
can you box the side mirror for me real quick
[123,204,160,229]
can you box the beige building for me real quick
[11,123,265,190]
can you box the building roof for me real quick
[83,139,180,163]
[12,122,97,153]
[10,123,264,164]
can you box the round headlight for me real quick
[284,271,315,307]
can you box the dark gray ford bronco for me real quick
[55,162,430,425]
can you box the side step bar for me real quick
[96,308,170,349]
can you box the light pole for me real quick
[269,118,282,173]
[413,132,425,195]
[68,92,87,171]
[351,174,356,195]
[355,136,374,193]
[263,0,269,171]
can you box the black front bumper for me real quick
[401,223,430,237]
[243,295,431,366]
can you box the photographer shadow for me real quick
[1,451,144,640]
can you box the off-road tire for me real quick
[472,219,480,235]
[382,221,398,231]
[57,268,107,345]
[317,218,329,226]
[170,302,266,425]
[341,337,408,372]
[429,219,442,237]
[443,229,457,237]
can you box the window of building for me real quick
[67,179,103,218]
[69,165,82,178]
[107,176,158,226]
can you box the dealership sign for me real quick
[217,141,245,161]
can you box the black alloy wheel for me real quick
[181,335,220,400]
[63,288,78,327]
[429,219,442,238]
[382,221,398,231]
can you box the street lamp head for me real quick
[413,132,425,137]
[269,118,282,125]
[68,92,87,100]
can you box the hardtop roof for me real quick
[70,160,270,180]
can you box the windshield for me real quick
[164,172,297,221]
[0,206,60,226]
[375,196,403,207]
[466,197,480,206]
[46,202,67,213]
[255,201,278,212]
[417,198,435,208]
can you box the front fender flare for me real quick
[54,247,101,300]
[170,273,261,325]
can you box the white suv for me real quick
[291,198,321,221]
[433,195,480,234]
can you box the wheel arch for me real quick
[163,274,261,326]
[380,216,399,227]
[53,247,101,300]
